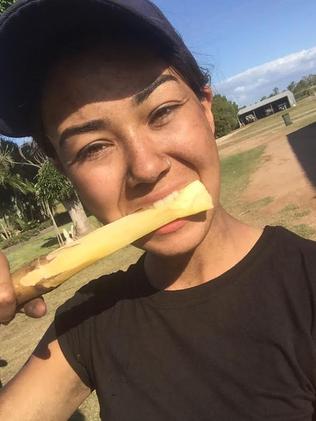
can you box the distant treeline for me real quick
[259,74,316,103]
[287,74,316,101]
[212,95,239,139]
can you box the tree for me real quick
[18,140,92,238]
[212,95,239,138]
[0,145,34,239]
[0,138,91,242]
[0,0,15,13]
[303,74,316,86]
[0,146,31,193]
[268,87,279,98]
[287,81,296,93]
[35,160,91,238]
[0,138,45,223]
[286,74,316,100]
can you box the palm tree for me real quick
[0,0,15,14]
[0,146,31,193]
[0,146,33,239]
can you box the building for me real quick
[238,90,296,125]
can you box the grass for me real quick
[272,204,315,239]
[290,224,316,238]
[4,216,102,272]
[5,228,68,271]
[220,145,266,213]
[220,145,316,240]
[277,204,311,220]
[237,196,274,218]
[247,196,274,209]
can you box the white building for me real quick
[238,90,296,125]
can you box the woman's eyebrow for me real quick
[133,74,178,105]
[58,75,178,149]
[59,119,107,149]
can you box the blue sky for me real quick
[152,0,316,106]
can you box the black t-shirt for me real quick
[53,226,316,420]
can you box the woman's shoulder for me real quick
[55,254,147,326]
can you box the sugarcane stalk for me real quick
[12,180,213,305]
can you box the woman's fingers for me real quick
[0,253,47,323]
[23,297,47,318]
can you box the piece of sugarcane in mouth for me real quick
[12,180,213,305]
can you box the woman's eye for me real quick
[76,142,110,163]
[150,105,178,126]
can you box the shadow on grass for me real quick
[287,122,316,188]
[69,409,86,421]
[55,211,72,226]
[0,358,7,368]
[41,236,60,249]
[0,357,8,388]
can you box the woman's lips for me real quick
[154,218,187,235]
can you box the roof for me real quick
[238,90,295,116]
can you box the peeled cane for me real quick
[12,180,213,305]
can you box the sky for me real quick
[152,0,316,106]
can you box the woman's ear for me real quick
[200,85,215,135]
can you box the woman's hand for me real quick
[0,252,47,323]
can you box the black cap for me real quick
[0,0,199,138]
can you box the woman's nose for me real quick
[125,135,171,188]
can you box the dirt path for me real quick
[219,121,316,232]
[243,133,316,224]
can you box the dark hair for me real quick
[33,14,210,158]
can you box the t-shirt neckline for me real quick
[134,225,278,309]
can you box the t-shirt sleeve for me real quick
[301,239,316,341]
[44,261,143,392]
[53,290,96,390]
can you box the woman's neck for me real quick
[144,208,263,291]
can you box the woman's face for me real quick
[41,47,221,256]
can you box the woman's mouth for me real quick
[154,218,187,235]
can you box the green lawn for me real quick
[220,145,266,213]
[5,227,67,271]
[3,216,101,272]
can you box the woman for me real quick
[1,1,316,420]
